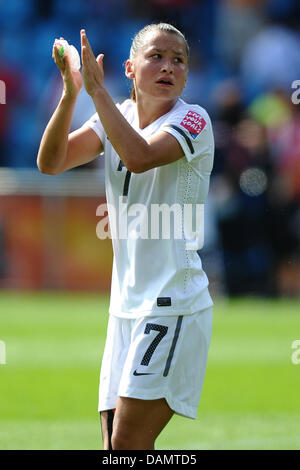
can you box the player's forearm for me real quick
[37,93,77,174]
[91,87,149,173]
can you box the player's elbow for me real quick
[128,164,146,174]
[37,159,61,175]
[126,155,153,174]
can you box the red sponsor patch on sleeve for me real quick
[180,110,207,139]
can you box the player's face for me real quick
[128,31,188,102]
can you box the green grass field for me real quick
[0,292,300,450]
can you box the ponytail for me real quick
[130,84,136,102]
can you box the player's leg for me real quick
[99,409,115,450]
[111,397,174,450]
[110,308,213,450]
[98,315,131,449]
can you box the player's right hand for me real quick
[52,37,83,98]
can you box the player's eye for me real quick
[174,57,183,63]
[151,53,161,59]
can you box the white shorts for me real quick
[98,307,213,419]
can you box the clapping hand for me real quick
[52,37,83,98]
[80,29,104,97]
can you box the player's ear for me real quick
[125,59,135,79]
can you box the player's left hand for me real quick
[80,29,104,97]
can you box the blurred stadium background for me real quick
[0,0,300,450]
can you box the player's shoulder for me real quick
[164,99,212,141]
[174,98,212,125]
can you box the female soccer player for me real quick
[37,23,214,450]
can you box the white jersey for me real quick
[83,98,214,318]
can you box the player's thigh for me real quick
[98,315,133,413]
[117,310,212,420]
[113,397,174,447]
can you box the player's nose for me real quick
[161,58,174,74]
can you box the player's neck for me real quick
[135,96,178,130]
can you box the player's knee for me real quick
[111,430,131,450]
[111,429,154,450]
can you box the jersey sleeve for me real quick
[80,101,130,148]
[160,106,214,164]
[81,112,106,144]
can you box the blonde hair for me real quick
[129,23,189,101]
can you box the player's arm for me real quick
[37,96,103,175]
[81,30,184,174]
[37,37,103,175]
[90,86,184,173]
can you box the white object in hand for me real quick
[54,39,81,71]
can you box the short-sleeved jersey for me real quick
[83,98,214,318]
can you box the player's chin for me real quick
[153,86,180,98]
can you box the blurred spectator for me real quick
[212,80,275,295]
[272,104,300,202]
[240,23,300,100]
[266,98,300,295]
[215,0,266,73]
[215,117,274,295]
[248,89,291,131]
[265,0,300,29]
[0,57,28,166]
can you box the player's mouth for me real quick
[156,78,174,87]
